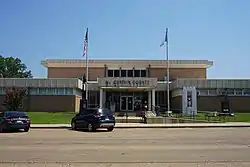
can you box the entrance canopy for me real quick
[100,87,154,92]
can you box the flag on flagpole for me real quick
[83,28,88,57]
[160,28,168,47]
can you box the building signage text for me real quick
[105,79,150,87]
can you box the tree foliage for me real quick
[0,55,32,78]
[4,87,27,111]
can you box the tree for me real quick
[3,87,27,111]
[0,55,32,78]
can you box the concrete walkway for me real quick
[31,122,250,129]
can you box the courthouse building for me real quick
[0,59,250,113]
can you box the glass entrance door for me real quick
[120,96,134,111]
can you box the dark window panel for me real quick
[141,70,146,77]
[121,70,126,77]
[114,70,120,77]
[127,70,133,77]
[134,70,140,77]
[108,70,113,77]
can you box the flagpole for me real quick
[85,28,89,106]
[165,28,170,112]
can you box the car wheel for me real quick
[107,126,114,132]
[87,123,95,132]
[71,121,77,130]
[24,127,29,132]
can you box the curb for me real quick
[115,125,250,128]
[30,124,250,129]
[31,126,71,129]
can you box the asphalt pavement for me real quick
[0,128,250,167]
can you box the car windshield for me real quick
[97,109,113,115]
[4,111,26,117]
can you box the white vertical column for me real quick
[152,89,156,111]
[148,90,152,111]
[103,90,106,108]
[182,87,187,114]
[192,87,197,115]
[99,88,103,108]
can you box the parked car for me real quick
[71,108,115,132]
[0,111,31,132]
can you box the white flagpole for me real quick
[165,28,170,112]
[85,28,89,103]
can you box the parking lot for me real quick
[0,128,250,167]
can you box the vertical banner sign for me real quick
[187,90,193,107]
[182,87,197,115]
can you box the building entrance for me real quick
[120,96,134,111]
[103,90,153,112]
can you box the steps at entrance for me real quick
[115,111,157,117]
[115,117,143,123]
[115,112,140,117]
[146,111,156,117]
[115,111,156,123]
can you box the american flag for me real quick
[83,28,88,57]
[160,28,168,47]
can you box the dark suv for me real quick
[71,108,115,132]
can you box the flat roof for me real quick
[0,78,83,89]
[171,78,250,89]
[41,59,213,69]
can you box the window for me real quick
[127,70,133,77]
[198,89,208,96]
[74,89,82,96]
[156,91,166,107]
[141,70,146,77]
[4,111,26,117]
[56,88,65,95]
[0,87,4,95]
[29,88,38,95]
[235,89,243,95]
[134,70,140,77]
[121,70,126,77]
[82,108,96,115]
[208,89,217,95]
[89,92,97,105]
[98,108,113,115]
[108,70,113,77]
[65,88,73,95]
[114,70,120,77]
[38,88,46,95]
[226,89,235,95]
[243,89,250,95]
[46,88,56,95]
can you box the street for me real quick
[0,128,250,167]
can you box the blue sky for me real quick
[0,0,249,78]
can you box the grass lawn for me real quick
[25,111,250,124]
[25,112,76,124]
[175,112,250,122]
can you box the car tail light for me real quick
[94,113,101,118]
[5,118,12,123]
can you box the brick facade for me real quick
[0,95,81,112]
[48,67,207,80]
[171,96,250,113]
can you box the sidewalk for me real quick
[31,122,250,129]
